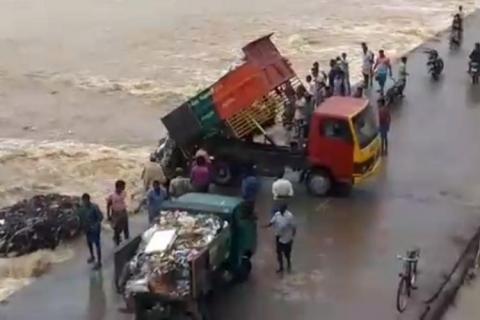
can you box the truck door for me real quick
[308,116,354,183]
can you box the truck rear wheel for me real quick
[306,170,332,196]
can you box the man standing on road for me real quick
[378,98,391,156]
[374,49,392,95]
[147,180,167,224]
[469,42,480,73]
[305,75,314,96]
[271,172,294,216]
[340,52,351,95]
[361,42,375,88]
[78,193,103,270]
[458,5,464,20]
[241,165,260,214]
[106,180,130,246]
[264,203,296,273]
[397,56,409,96]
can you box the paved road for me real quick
[2,11,480,320]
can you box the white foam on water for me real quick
[0,247,74,302]
[0,138,149,209]
[10,0,472,106]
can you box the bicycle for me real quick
[396,248,420,312]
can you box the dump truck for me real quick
[114,193,257,320]
[156,34,381,196]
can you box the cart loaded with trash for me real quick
[114,193,257,320]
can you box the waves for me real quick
[0,247,74,302]
[0,139,149,208]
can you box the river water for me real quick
[0,0,476,301]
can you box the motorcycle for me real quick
[449,29,462,49]
[470,61,479,85]
[384,78,405,106]
[425,49,444,80]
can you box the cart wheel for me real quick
[306,169,331,197]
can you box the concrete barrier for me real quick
[419,228,480,320]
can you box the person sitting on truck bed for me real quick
[169,168,192,198]
[190,156,211,193]
[294,85,308,144]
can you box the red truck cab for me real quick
[305,97,382,195]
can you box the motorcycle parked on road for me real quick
[470,61,479,85]
[384,78,405,106]
[425,49,444,81]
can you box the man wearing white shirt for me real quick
[271,172,294,216]
[272,173,294,200]
[361,42,375,88]
[264,203,296,273]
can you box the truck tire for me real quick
[306,170,332,197]
[212,160,233,186]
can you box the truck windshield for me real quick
[352,105,378,148]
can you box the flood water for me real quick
[0,0,476,302]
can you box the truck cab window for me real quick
[352,104,378,148]
[322,119,352,143]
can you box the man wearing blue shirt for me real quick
[241,166,260,214]
[77,193,103,270]
[147,180,167,224]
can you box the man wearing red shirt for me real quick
[378,99,391,155]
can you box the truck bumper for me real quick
[353,152,382,185]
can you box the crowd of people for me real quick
[284,41,406,155]
[76,148,217,270]
[75,149,300,274]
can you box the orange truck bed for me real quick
[162,34,299,147]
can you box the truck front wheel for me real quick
[306,170,332,196]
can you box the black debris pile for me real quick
[0,194,82,257]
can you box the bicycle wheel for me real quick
[396,277,410,312]
[410,263,418,289]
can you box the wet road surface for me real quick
[2,11,480,320]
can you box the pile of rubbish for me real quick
[123,210,226,299]
[0,194,82,257]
